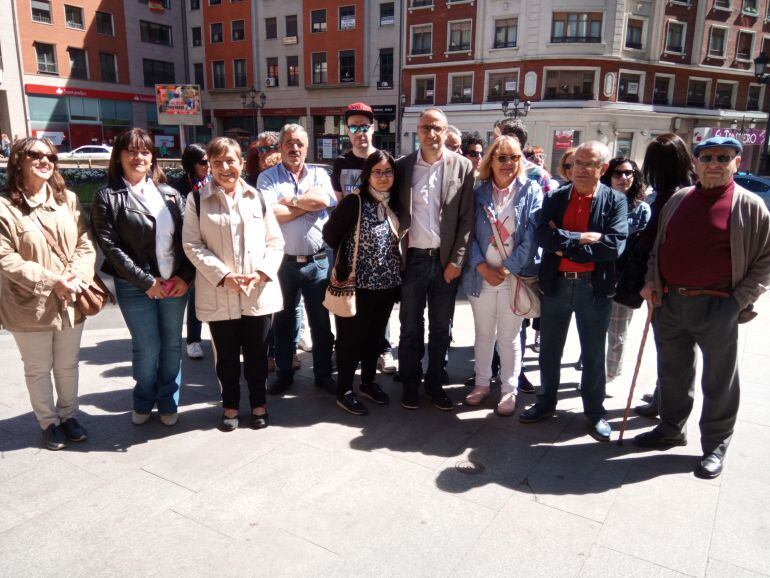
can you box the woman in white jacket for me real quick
[183,137,284,431]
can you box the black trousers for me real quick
[335,287,399,398]
[209,315,272,410]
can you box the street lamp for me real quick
[240,88,267,140]
[753,52,770,175]
[501,93,531,120]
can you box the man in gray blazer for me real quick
[395,107,475,410]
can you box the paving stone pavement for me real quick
[1,294,769,577]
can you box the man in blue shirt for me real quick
[258,124,337,394]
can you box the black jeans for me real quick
[186,287,202,344]
[209,315,272,411]
[335,287,399,398]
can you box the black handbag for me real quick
[613,233,646,309]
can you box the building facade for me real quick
[0,2,27,142]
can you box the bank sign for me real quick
[694,127,766,146]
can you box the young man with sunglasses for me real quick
[461,133,484,177]
[635,136,770,479]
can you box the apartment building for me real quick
[0,2,27,142]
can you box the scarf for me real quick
[368,186,399,236]
[189,173,211,196]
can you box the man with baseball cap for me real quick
[635,135,770,479]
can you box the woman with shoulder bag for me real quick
[0,137,96,450]
[322,150,401,416]
[461,135,543,416]
[91,128,194,427]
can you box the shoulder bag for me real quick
[323,193,361,318]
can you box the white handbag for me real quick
[323,193,361,318]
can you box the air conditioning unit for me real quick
[265,77,277,87]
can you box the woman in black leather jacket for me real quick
[91,128,194,427]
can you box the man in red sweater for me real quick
[636,136,770,479]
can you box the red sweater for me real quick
[559,191,595,273]
[659,181,733,289]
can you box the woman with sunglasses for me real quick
[245,131,281,188]
[557,147,577,185]
[599,157,650,383]
[172,144,210,360]
[322,150,401,415]
[462,135,542,416]
[0,137,96,450]
[92,128,194,427]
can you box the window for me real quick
[412,0,432,7]
[653,75,672,105]
[192,27,202,47]
[311,10,326,33]
[686,79,708,107]
[285,15,297,37]
[209,0,221,4]
[339,50,355,83]
[665,21,685,53]
[211,23,223,43]
[415,77,435,105]
[190,0,200,9]
[743,0,758,15]
[312,52,327,84]
[736,31,754,60]
[68,47,87,79]
[68,97,99,121]
[141,21,172,46]
[494,18,518,48]
[194,62,205,89]
[265,17,276,39]
[100,52,117,83]
[266,57,278,86]
[615,132,633,158]
[95,12,114,36]
[31,0,52,24]
[339,6,355,30]
[411,25,432,55]
[714,0,731,7]
[544,70,595,100]
[212,60,225,89]
[28,96,68,122]
[99,99,132,125]
[379,48,393,86]
[234,59,247,87]
[487,71,518,102]
[232,20,245,41]
[448,21,471,52]
[143,58,175,87]
[287,55,299,86]
[747,84,762,110]
[450,75,473,103]
[139,0,170,7]
[625,18,643,49]
[715,82,735,108]
[64,5,84,29]
[709,27,727,57]
[551,12,602,43]
[380,2,394,26]
[35,43,57,73]
[618,72,642,103]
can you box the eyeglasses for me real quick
[697,154,735,164]
[196,159,209,166]
[26,150,58,163]
[563,163,574,170]
[258,145,278,153]
[371,169,394,178]
[465,151,483,158]
[573,159,603,170]
[494,154,521,163]
[612,170,634,178]
[419,124,446,134]
[347,124,372,134]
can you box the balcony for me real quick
[551,35,601,44]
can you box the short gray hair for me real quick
[577,140,611,164]
[418,107,448,124]
[279,123,307,144]
[257,131,279,145]
[447,125,462,139]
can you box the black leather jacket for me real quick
[91,180,195,291]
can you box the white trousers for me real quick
[469,278,524,393]
[11,319,84,430]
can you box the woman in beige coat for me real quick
[183,137,284,431]
[0,137,96,450]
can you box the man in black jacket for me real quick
[519,141,628,441]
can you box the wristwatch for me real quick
[502,267,512,276]
[291,195,299,207]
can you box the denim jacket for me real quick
[462,176,543,297]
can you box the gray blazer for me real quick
[395,148,475,270]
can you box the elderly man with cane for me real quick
[634,136,770,479]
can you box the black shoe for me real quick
[267,376,293,396]
[695,452,724,479]
[634,401,659,418]
[641,393,654,403]
[220,413,239,432]
[61,418,88,442]
[359,382,389,405]
[633,426,687,448]
[251,411,269,430]
[401,388,420,410]
[464,373,476,387]
[42,424,67,450]
[337,391,369,416]
[314,376,337,394]
[575,357,583,371]
[518,404,556,424]
[393,371,402,382]
[426,388,454,411]
[518,373,535,394]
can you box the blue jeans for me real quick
[398,251,460,392]
[186,287,202,344]
[274,256,334,381]
[537,276,611,422]
[114,278,188,414]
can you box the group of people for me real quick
[1,103,769,481]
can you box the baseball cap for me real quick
[693,136,743,157]
[344,102,374,123]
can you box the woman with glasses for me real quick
[557,147,577,184]
[0,137,96,450]
[245,131,281,188]
[462,135,542,416]
[92,128,194,427]
[322,150,401,415]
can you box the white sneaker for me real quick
[298,334,313,352]
[131,411,151,425]
[187,342,204,359]
[159,413,179,426]
[378,351,398,374]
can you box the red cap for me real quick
[345,102,374,122]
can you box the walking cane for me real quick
[617,301,654,446]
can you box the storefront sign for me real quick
[156,84,202,126]
[25,83,155,103]
[372,105,396,115]
[694,126,766,146]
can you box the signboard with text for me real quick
[694,126,766,146]
[155,84,202,126]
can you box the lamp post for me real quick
[753,52,770,175]
[240,88,267,140]
[501,93,531,120]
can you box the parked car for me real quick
[734,174,770,209]
[59,145,113,160]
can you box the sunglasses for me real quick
[495,154,521,163]
[26,150,58,163]
[465,151,483,158]
[258,145,278,153]
[371,169,394,178]
[697,154,735,164]
[196,159,209,166]
[563,163,574,170]
[612,170,634,178]
[347,124,372,134]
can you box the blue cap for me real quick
[693,136,743,156]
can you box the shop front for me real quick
[372,105,396,156]
[311,107,348,163]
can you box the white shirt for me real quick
[409,149,443,249]
[123,177,175,279]
[485,181,518,268]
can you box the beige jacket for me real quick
[182,179,284,322]
[0,188,96,332]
